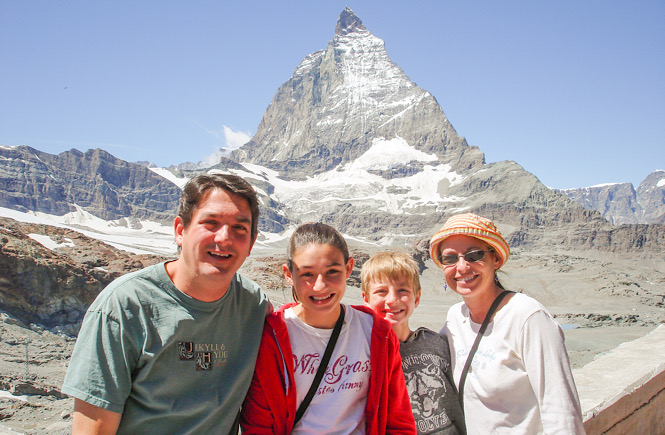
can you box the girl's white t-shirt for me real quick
[285,304,373,434]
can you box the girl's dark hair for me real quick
[286,222,350,302]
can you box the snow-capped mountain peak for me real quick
[233,8,482,179]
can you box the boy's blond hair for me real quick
[361,251,421,298]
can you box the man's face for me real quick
[175,188,255,291]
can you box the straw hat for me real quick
[429,213,510,269]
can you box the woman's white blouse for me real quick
[444,293,585,434]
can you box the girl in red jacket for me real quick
[240,222,416,434]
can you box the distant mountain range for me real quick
[557,170,665,225]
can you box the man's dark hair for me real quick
[178,173,260,242]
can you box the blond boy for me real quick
[362,252,465,435]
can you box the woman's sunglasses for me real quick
[438,249,494,267]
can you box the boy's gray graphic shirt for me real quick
[400,327,465,435]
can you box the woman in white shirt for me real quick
[429,213,585,434]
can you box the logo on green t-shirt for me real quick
[179,341,228,370]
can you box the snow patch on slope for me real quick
[0,206,176,256]
[234,136,465,219]
[347,136,437,171]
[28,234,75,250]
[149,167,188,188]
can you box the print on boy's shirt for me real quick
[403,353,451,431]
[178,341,229,370]
[402,352,450,371]
[293,352,371,394]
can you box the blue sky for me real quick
[2,1,663,189]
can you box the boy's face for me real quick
[363,276,420,330]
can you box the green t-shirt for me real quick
[62,262,270,434]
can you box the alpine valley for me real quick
[0,8,663,433]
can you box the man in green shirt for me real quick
[62,173,271,434]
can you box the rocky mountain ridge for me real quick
[558,170,665,225]
[0,216,165,332]
[0,146,181,225]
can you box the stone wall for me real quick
[575,324,665,434]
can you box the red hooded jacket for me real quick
[240,303,416,434]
